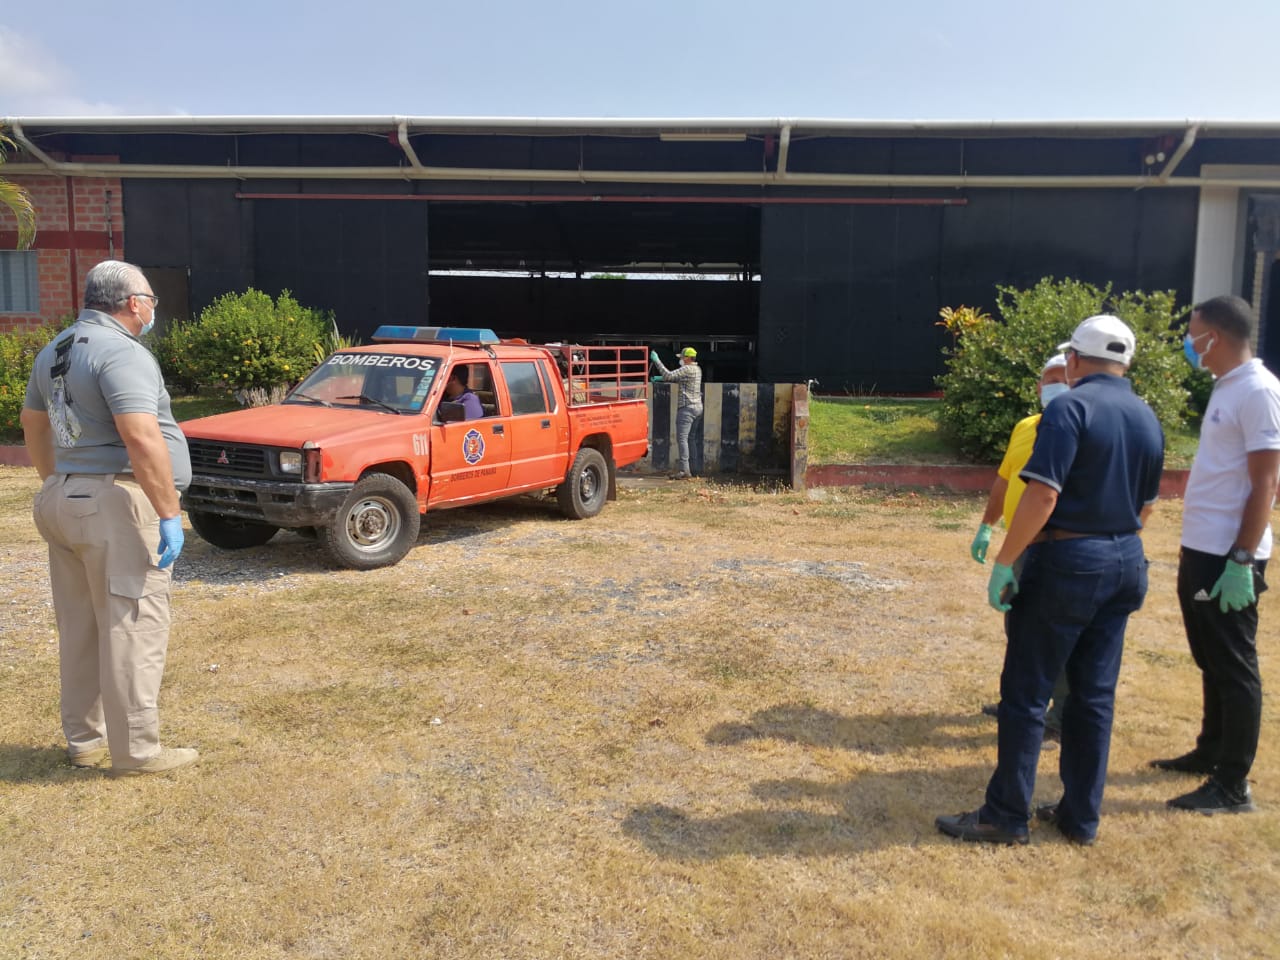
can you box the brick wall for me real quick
[0,158,124,333]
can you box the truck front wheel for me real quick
[188,509,279,549]
[556,447,610,519]
[324,473,421,569]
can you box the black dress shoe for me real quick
[1034,802,1094,846]
[935,809,1028,845]
[1149,751,1215,775]
[1167,777,1256,815]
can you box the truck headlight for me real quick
[279,451,303,474]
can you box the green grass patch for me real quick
[810,395,1200,468]
[171,390,242,422]
[809,397,955,465]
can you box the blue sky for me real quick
[2,1,1277,120]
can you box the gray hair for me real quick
[83,260,148,312]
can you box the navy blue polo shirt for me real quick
[1020,373,1165,533]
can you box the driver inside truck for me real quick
[442,366,484,420]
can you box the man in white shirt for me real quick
[1152,295,1280,814]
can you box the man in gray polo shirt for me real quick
[21,260,197,776]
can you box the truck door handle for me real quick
[541,419,551,428]
[491,424,505,435]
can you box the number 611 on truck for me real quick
[178,327,651,569]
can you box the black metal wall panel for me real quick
[123,181,253,320]
[253,199,429,338]
[760,189,1197,392]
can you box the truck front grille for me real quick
[188,441,270,478]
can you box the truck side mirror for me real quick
[437,401,466,423]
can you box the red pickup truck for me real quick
[179,326,650,569]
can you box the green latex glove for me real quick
[650,350,661,365]
[651,375,663,382]
[988,562,1018,612]
[971,523,994,564]
[1209,559,1256,613]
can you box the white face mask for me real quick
[1039,382,1069,408]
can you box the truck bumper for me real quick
[182,473,354,528]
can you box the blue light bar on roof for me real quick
[371,325,500,344]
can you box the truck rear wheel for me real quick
[556,447,609,519]
[187,509,279,549]
[324,473,420,569]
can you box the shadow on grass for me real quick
[175,495,569,582]
[622,772,990,859]
[624,703,1187,857]
[625,702,1104,857]
[624,703,998,858]
[705,703,991,752]
[0,744,103,782]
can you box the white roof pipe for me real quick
[777,124,791,177]
[9,156,1280,189]
[8,114,1280,138]
[397,119,424,171]
[7,116,1280,189]
[1157,123,1200,184]
[7,121,61,174]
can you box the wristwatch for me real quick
[1229,546,1255,566]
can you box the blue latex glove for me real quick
[157,516,184,569]
[971,523,993,564]
[649,350,661,364]
[1209,559,1256,612]
[988,562,1018,612]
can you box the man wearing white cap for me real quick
[938,314,1164,846]
[1151,295,1280,814]
[972,352,1071,744]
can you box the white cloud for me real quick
[0,26,129,115]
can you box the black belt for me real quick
[1030,528,1137,544]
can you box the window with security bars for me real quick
[0,252,40,313]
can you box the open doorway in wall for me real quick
[425,200,762,382]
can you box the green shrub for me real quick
[159,289,330,404]
[152,319,203,394]
[0,325,59,440]
[936,277,1190,462]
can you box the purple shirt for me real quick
[454,388,484,420]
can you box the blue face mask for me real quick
[140,317,155,337]
[1039,382,1069,408]
[1183,331,1212,370]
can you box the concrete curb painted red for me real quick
[806,463,1190,500]
[0,445,32,468]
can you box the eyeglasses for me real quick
[130,293,159,307]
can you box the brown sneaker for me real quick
[68,745,110,768]
[111,747,199,777]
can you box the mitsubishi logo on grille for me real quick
[216,449,230,465]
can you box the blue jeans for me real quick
[980,534,1148,840]
[675,404,702,474]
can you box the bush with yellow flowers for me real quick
[157,289,331,405]
[936,277,1192,461]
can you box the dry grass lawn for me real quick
[1,465,1277,959]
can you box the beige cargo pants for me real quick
[33,473,172,769]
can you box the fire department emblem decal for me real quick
[462,429,485,465]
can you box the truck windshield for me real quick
[286,353,439,414]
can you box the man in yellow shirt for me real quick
[971,354,1070,740]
